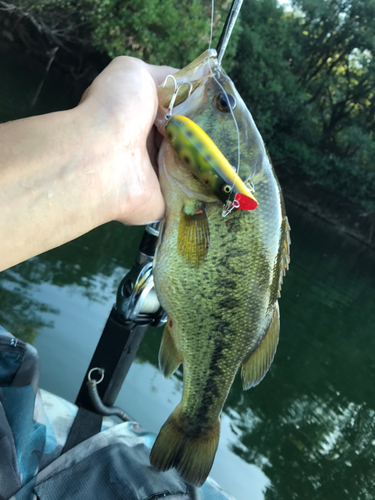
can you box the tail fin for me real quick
[149,405,220,487]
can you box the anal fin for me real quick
[177,206,210,267]
[241,303,280,390]
[159,319,182,378]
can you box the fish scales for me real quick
[150,50,290,487]
[155,161,284,422]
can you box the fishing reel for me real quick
[116,223,167,328]
[75,222,166,413]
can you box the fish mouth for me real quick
[155,50,217,136]
[173,180,217,203]
[160,49,216,108]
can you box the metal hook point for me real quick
[165,81,194,121]
[162,74,177,90]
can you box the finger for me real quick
[147,125,166,174]
[154,127,164,152]
[147,126,158,171]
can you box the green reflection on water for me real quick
[0,221,143,342]
[219,205,375,500]
[1,45,375,500]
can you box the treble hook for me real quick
[162,75,193,120]
[222,198,240,218]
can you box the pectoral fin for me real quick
[159,319,182,378]
[241,303,280,390]
[177,206,210,267]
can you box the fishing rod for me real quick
[74,0,244,421]
[216,0,243,65]
[75,222,165,413]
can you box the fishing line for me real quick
[207,0,242,208]
[207,59,242,199]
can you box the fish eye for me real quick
[222,184,232,194]
[214,92,236,113]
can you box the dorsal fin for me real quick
[278,216,291,298]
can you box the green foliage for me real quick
[69,0,228,67]
[232,0,303,135]
[1,0,229,67]
[80,0,213,67]
[287,0,375,210]
[232,0,375,212]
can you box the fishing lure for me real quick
[165,115,258,211]
[162,48,258,215]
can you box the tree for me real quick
[288,0,375,210]
[232,0,375,218]
[0,0,232,68]
[232,0,305,145]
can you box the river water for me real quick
[1,47,374,500]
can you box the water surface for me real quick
[1,46,374,500]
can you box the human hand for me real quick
[78,56,176,225]
[0,56,176,271]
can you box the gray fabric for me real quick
[0,415,21,500]
[1,329,236,500]
[0,333,43,499]
[34,443,188,500]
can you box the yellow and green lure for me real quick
[165,115,258,211]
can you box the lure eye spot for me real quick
[222,184,232,194]
[214,92,236,113]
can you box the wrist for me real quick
[69,100,128,228]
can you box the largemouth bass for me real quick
[150,49,290,487]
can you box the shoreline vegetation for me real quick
[0,0,374,249]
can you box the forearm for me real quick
[0,105,118,271]
[0,56,170,272]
